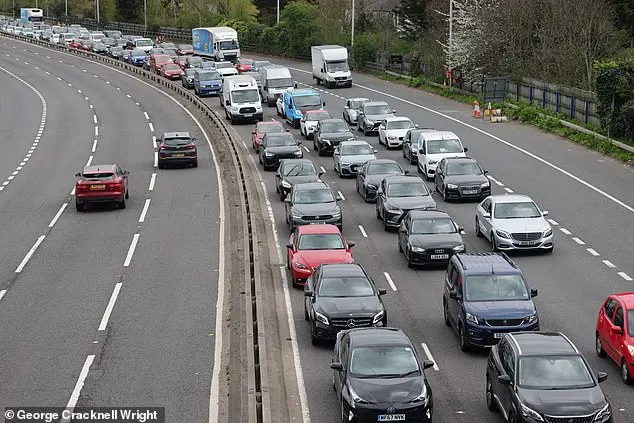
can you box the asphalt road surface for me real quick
[0,38,220,422]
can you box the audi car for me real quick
[333,140,377,178]
[356,159,407,203]
[435,157,491,201]
[258,132,303,170]
[313,118,355,156]
[157,131,198,168]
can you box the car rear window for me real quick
[83,172,114,180]
[164,137,192,146]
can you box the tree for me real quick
[117,0,142,21]
[274,0,321,56]
[395,0,431,40]
[317,0,351,44]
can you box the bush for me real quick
[594,49,634,139]
[352,32,380,70]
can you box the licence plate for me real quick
[430,254,449,260]
[462,189,478,195]
[378,415,405,421]
[172,153,185,157]
[494,333,504,339]
[90,184,106,190]
[517,240,538,246]
[244,114,253,118]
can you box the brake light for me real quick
[183,144,196,149]
[159,145,168,150]
[76,184,89,192]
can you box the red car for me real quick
[251,121,288,152]
[74,164,129,211]
[69,39,82,49]
[174,56,187,70]
[235,58,254,73]
[596,292,634,384]
[286,224,355,287]
[160,63,184,80]
[176,44,193,55]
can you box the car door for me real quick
[275,163,284,191]
[609,304,626,363]
[357,104,365,127]
[377,179,388,216]
[477,198,493,237]
[416,139,427,170]
[335,333,350,400]
[117,165,128,191]
[306,268,320,320]
[445,263,460,327]
[333,145,340,170]
[404,131,413,159]
[435,159,446,192]
[488,338,507,413]
[378,120,387,143]
[314,121,322,149]
[398,213,411,252]
[498,340,516,416]
[598,298,617,359]
[356,163,367,190]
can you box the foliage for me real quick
[594,49,634,139]
[270,0,320,57]
[395,0,431,41]
[117,0,142,22]
[351,32,379,70]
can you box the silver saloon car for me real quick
[475,194,554,252]
[333,140,377,177]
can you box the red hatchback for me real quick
[596,292,634,384]
[75,164,129,211]
[286,224,355,287]
[251,120,288,152]
[235,58,254,73]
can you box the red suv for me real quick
[596,292,634,384]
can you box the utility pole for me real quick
[65,0,68,17]
[448,0,453,89]
[144,0,147,34]
[96,0,100,24]
[276,0,280,24]
[351,0,355,47]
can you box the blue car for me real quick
[442,252,540,351]
[127,49,147,67]
[283,88,325,129]
[193,69,222,97]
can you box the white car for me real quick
[416,130,468,180]
[215,61,239,78]
[378,117,417,149]
[276,94,285,117]
[300,109,331,139]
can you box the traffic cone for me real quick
[473,100,481,119]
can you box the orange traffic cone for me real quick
[473,100,481,119]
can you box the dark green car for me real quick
[181,68,196,89]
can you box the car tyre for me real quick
[622,359,633,384]
[376,206,381,219]
[596,332,607,358]
[119,197,126,209]
[125,190,129,199]
[475,217,483,237]
[406,247,414,268]
[383,214,389,231]
[417,164,423,174]
[311,323,319,345]
[491,233,498,252]
[443,301,451,327]
[398,240,403,252]
[459,323,470,352]
[486,376,497,412]
[442,186,448,202]
[304,305,309,321]
[192,160,198,168]
[75,202,84,212]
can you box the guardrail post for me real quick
[584,100,589,124]
[516,82,520,101]
[570,96,575,120]
[529,85,533,105]
[542,89,547,108]
[556,92,560,113]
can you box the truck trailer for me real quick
[192,27,240,63]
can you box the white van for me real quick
[134,37,153,52]
[89,32,105,42]
[59,33,76,45]
[261,65,293,106]
[416,130,468,180]
[221,75,263,124]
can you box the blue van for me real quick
[283,88,325,129]
[194,69,223,97]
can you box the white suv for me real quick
[416,130,468,180]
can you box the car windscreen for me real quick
[387,182,429,197]
[231,89,259,103]
[493,202,541,219]
[388,120,414,130]
[197,71,221,80]
[465,274,529,301]
[135,39,152,47]
[293,188,334,204]
[411,218,457,234]
[518,356,595,390]
[268,77,293,88]
[446,162,482,175]
[215,62,234,69]
[156,55,171,63]
[326,60,349,72]
[341,144,373,156]
[283,163,316,177]
[295,95,322,108]
[365,105,392,115]
[184,69,196,76]
[265,135,297,147]
[188,57,203,64]
[259,124,285,134]
[91,34,104,40]
[298,234,345,250]
[219,40,239,50]
[305,111,330,121]
[163,64,181,71]
[239,59,254,65]
[163,137,191,146]
[367,162,402,175]
[321,122,349,133]
[349,346,420,378]
[426,139,463,154]
[161,42,176,49]
[111,46,123,52]
[318,276,373,297]
[83,172,114,180]
[349,100,366,109]
[253,61,271,70]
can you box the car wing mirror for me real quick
[530,289,538,297]
[419,149,425,154]
[123,170,130,175]
[610,324,623,335]
[404,170,410,175]
[373,148,378,154]
[323,102,326,107]
[344,105,349,109]
[336,194,343,201]
[422,360,435,370]
[458,226,465,233]
[392,109,396,113]
[75,172,82,177]
[334,150,340,155]
[414,123,420,128]
[597,372,608,383]
[285,128,290,132]
[225,99,230,106]
[482,212,491,219]
[284,196,291,203]
[318,171,324,177]
[293,81,298,88]
[484,169,489,174]
[378,288,387,296]
[304,289,313,297]
[251,131,256,135]
[285,243,293,249]
[330,362,343,371]
[348,241,355,248]
[497,374,512,386]
[542,210,549,217]
[464,147,469,152]
[449,291,459,300]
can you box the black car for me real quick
[258,132,303,171]
[157,131,198,168]
[285,182,343,231]
[275,159,323,201]
[331,327,435,422]
[398,210,465,267]
[435,157,491,201]
[487,332,612,423]
[304,263,387,344]
[181,68,196,89]
[356,159,407,203]
[108,46,124,59]
[313,118,355,156]
[402,128,434,165]
[185,56,204,69]
[376,176,437,231]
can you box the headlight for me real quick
[366,184,377,190]
[410,245,425,253]
[256,105,262,110]
[294,261,308,269]
[386,206,403,214]
[372,311,384,324]
[322,139,331,144]
[366,119,374,125]
[428,160,438,165]
[349,385,367,407]
[481,181,490,188]
[346,137,355,141]
[340,162,351,166]
[314,311,329,325]
[627,345,634,356]
[332,210,342,217]
[296,110,303,117]
[453,245,465,252]
[525,313,538,324]
[496,229,511,239]
[466,312,483,326]
[281,181,291,188]
[292,213,302,219]
[520,403,544,422]
[265,152,274,157]
[543,228,553,237]
[447,183,459,189]
[388,136,397,140]
[594,403,611,423]
[231,105,239,112]
[411,384,429,406]
[293,150,303,156]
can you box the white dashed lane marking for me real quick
[0,290,6,302]
[618,272,633,281]
[547,219,559,226]
[586,248,600,256]
[504,187,514,193]
[358,225,368,238]
[603,260,616,268]
[303,146,310,153]
[559,228,572,235]
[98,283,122,330]
[85,155,93,167]
[15,235,46,273]
[91,140,98,153]
[139,199,151,223]
[153,152,158,168]
[337,191,345,201]
[421,343,439,371]
[143,111,149,120]
[48,203,68,228]
[383,272,397,291]
[123,234,140,267]
[148,173,156,191]
[148,122,154,132]
[319,166,326,174]
[572,237,585,245]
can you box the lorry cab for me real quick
[261,65,294,106]
[221,75,263,124]
[283,88,326,129]
[311,45,352,88]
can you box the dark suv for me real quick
[442,253,539,351]
[486,332,612,423]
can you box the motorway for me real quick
[0,38,220,422]
[0,35,633,423]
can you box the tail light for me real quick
[76,184,89,192]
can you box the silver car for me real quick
[342,97,369,125]
[333,140,377,177]
[475,194,554,252]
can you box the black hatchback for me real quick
[157,131,198,168]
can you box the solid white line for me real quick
[358,225,368,238]
[62,354,95,422]
[143,111,149,120]
[153,152,158,168]
[91,139,98,152]
[572,237,585,245]
[420,343,439,371]
[303,145,309,152]
[94,126,98,137]
[603,260,616,268]
[15,235,46,273]
[559,228,572,235]
[123,234,140,267]
[618,272,633,281]
[48,203,68,228]
[77,89,82,93]
[504,187,514,193]
[0,290,7,302]
[86,155,93,167]
[93,115,97,124]
[337,191,345,200]
[56,76,61,80]
[320,166,326,173]
[547,219,559,226]
[98,283,123,330]
[139,199,151,223]
[586,248,600,256]
[148,173,156,191]
[152,135,157,148]
[148,122,154,132]
[383,272,397,291]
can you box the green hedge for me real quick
[594,49,634,139]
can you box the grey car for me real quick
[275,159,324,201]
[403,128,435,164]
[435,157,491,201]
[342,97,369,125]
[285,182,343,232]
[356,159,408,203]
[313,118,355,156]
[181,68,196,89]
[356,101,396,136]
[376,175,437,230]
[333,140,377,177]
[475,194,554,252]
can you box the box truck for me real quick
[192,27,240,63]
[311,45,352,88]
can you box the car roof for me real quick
[488,194,533,204]
[294,181,329,190]
[348,327,411,348]
[163,131,191,139]
[347,97,369,102]
[384,116,412,122]
[83,164,116,173]
[442,156,478,163]
[340,140,370,146]
[419,130,459,141]
[279,158,313,167]
[297,224,341,235]
[408,209,451,219]
[257,120,284,127]
[306,109,329,114]
[367,158,400,165]
[363,101,389,106]
[384,175,423,184]
[320,263,366,277]
[290,88,319,97]
[454,252,519,275]
[320,118,346,124]
[508,332,580,356]
[612,292,634,308]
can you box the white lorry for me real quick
[261,65,294,106]
[311,45,352,88]
[192,27,240,63]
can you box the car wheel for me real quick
[258,155,262,164]
[125,190,129,199]
[119,197,126,209]
[280,191,286,202]
[508,411,518,423]
[595,332,607,358]
[304,305,309,321]
[459,323,469,352]
[383,214,389,231]
[357,123,363,132]
[417,163,423,174]
[442,187,448,202]
[192,160,198,168]
[75,201,84,212]
[311,323,319,345]
[402,147,406,158]
[475,217,483,237]
[491,233,498,252]
[313,140,318,151]
[340,401,347,423]
[406,248,414,268]
[332,372,337,392]
[317,147,324,157]
[443,301,451,327]
[398,239,403,253]
[622,359,633,384]
[286,251,291,270]
[410,154,416,165]
[376,206,381,219]
[275,183,280,194]
[486,376,498,412]
[356,180,360,193]
[363,126,369,136]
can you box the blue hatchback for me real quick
[442,253,539,351]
